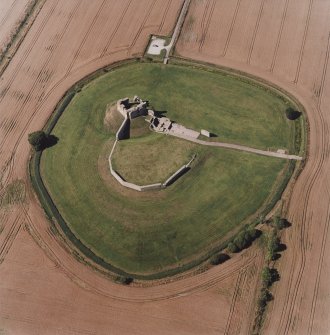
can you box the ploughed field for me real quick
[41,62,299,275]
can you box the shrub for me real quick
[272,216,289,230]
[210,253,230,265]
[230,228,260,253]
[266,231,281,261]
[262,267,279,287]
[285,107,301,120]
[234,231,249,250]
[227,242,239,253]
[261,267,272,287]
[116,276,133,285]
[258,288,273,308]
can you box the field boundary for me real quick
[0,0,47,79]
[29,58,306,280]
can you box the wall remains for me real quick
[108,96,195,192]
[116,116,130,140]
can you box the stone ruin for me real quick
[117,96,150,120]
[109,96,201,191]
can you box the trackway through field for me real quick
[0,0,328,334]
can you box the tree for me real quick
[258,288,273,308]
[272,216,289,230]
[210,253,230,265]
[285,107,301,120]
[261,267,273,287]
[116,276,133,285]
[262,267,279,287]
[28,131,58,151]
[227,242,239,253]
[28,131,48,151]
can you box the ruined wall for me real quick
[116,117,130,140]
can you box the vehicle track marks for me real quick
[100,0,132,57]
[158,0,172,33]
[307,202,330,335]
[198,0,215,53]
[0,0,59,107]
[270,0,289,73]
[278,32,330,335]
[247,0,265,65]
[0,1,79,151]
[224,270,246,335]
[127,0,157,54]
[0,210,22,264]
[65,0,107,75]
[0,0,20,29]
[293,0,314,84]
[222,0,241,57]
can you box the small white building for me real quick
[201,129,211,137]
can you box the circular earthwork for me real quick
[34,60,305,279]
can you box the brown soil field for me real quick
[0,0,34,51]
[1,0,330,334]
[177,0,330,334]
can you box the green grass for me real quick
[40,62,297,274]
[112,132,196,185]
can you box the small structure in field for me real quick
[201,129,211,137]
[147,36,168,55]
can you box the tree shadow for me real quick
[276,243,287,252]
[153,110,167,117]
[281,219,292,229]
[272,253,281,261]
[43,134,59,150]
[286,108,302,120]
[270,268,280,283]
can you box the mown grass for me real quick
[40,62,295,274]
[112,132,196,185]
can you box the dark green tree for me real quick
[210,253,230,265]
[227,242,239,253]
[285,107,301,120]
[28,131,58,151]
[28,131,48,151]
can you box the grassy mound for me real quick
[40,62,298,275]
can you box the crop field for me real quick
[0,0,33,51]
[0,0,329,334]
[40,62,292,274]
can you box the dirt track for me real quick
[1,0,329,334]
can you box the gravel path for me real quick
[164,0,191,64]
[169,133,303,160]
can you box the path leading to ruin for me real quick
[164,0,191,64]
[168,132,303,160]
